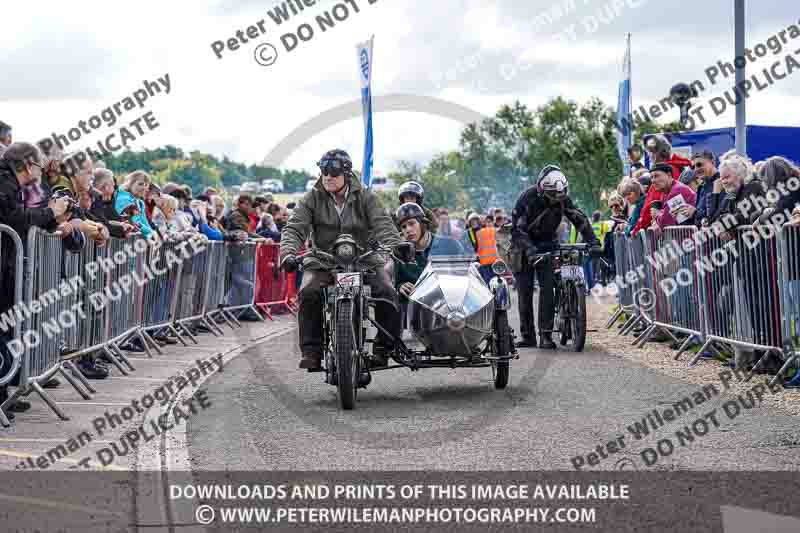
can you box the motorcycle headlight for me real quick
[336,243,355,260]
[492,260,508,276]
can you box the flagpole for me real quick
[627,32,632,139]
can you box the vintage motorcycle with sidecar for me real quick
[299,234,518,410]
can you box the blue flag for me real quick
[616,34,632,176]
[356,36,375,188]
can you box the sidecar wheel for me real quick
[493,311,511,390]
[335,300,358,410]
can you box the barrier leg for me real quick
[57,363,92,400]
[744,348,777,382]
[256,303,274,321]
[30,381,69,421]
[674,335,697,361]
[605,307,624,329]
[140,330,163,355]
[250,304,267,322]
[634,324,656,347]
[177,322,199,344]
[211,310,236,331]
[224,309,242,328]
[134,330,154,359]
[0,386,25,413]
[770,352,798,387]
[102,345,129,376]
[168,324,188,346]
[110,343,136,372]
[619,314,642,336]
[0,409,10,428]
[688,338,715,366]
[62,361,97,394]
[203,315,224,337]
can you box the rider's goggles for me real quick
[319,159,344,178]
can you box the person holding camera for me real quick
[0,143,73,415]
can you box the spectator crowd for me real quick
[0,121,297,418]
[602,133,800,385]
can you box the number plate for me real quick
[336,273,362,287]
[560,265,584,281]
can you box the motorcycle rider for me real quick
[511,165,601,349]
[280,149,406,370]
[394,181,437,233]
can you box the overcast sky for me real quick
[2,0,798,175]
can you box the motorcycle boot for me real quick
[369,343,390,368]
[299,353,323,371]
[539,333,557,350]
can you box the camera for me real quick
[50,188,78,213]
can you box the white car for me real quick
[240,181,260,193]
[261,179,284,193]
[370,176,396,191]
[305,179,317,192]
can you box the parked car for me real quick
[261,179,284,193]
[240,181,261,193]
[370,176,396,191]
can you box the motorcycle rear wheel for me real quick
[335,299,358,409]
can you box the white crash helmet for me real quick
[537,165,569,202]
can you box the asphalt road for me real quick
[188,302,800,471]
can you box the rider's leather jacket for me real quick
[280,175,402,271]
[511,186,597,260]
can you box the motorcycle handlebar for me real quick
[295,243,408,272]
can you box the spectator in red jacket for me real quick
[633,134,692,235]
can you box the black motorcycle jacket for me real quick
[511,186,597,257]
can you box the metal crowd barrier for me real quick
[0,225,24,426]
[223,241,266,322]
[635,227,703,353]
[778,224,800,381]
[204,241,241,331]
[2,227,91,421]
[255,243,298,319]
[605,232,633,329]
[608,224,798,386]
[0,223,291,424]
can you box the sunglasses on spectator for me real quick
[694,162,705,169]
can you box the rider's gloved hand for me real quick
[282,254,299,273]
[590,243,603,257]
[394,242,416,263]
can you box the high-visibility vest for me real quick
[591,221,607,248]
[475,227,498,265]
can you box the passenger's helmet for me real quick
[398,181,424,204]
[537,165,569,202]
[395,202,426,227]
[317,149,353,179]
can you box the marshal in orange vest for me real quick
[475,226,498,266]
